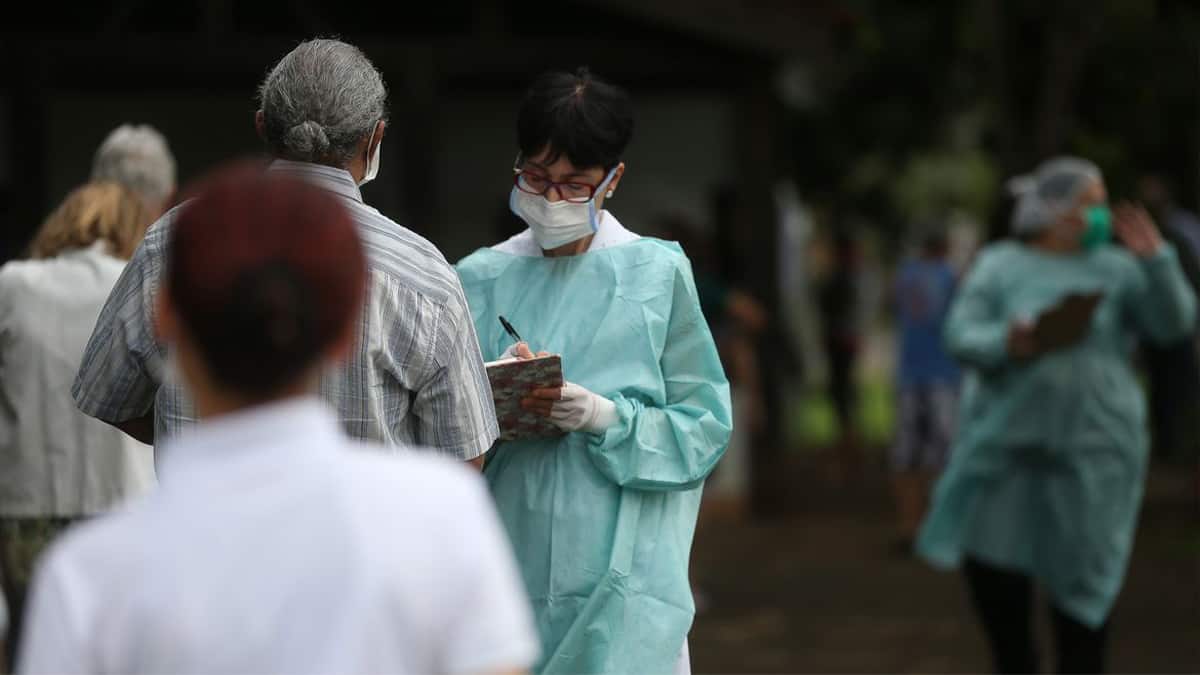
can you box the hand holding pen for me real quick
[499,316,548,360]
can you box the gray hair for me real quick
[257,39,388,166]
[1009,156,1103,235]
[91,124,177,209]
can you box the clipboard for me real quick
[1032,291,1104,352]
[485,354,566,441]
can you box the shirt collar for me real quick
[157,396,343,483]
[266,159,363,203]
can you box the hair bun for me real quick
[284,120,331,158]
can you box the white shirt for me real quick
[493,210,640,256]
[18,398,540,674]
[0,243,154,516]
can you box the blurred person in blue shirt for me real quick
[890,230,960,549]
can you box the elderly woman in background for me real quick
[918,157,1196,674]
[90,124,177,219]
[0,182,157,664]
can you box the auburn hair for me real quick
[167,164,366,398]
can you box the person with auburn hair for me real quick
[0,182,156,665]
[18,168,539,674]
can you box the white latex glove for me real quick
[500,341,524,360]
[501,342,544,361]
[549,382,619,433]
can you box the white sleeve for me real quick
[17,553,88,675]
[439,477,541,674]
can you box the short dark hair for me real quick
[168,165,366,399]
[517,67,633,171]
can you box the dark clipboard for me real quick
[1032,291,1104,352]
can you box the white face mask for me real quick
[358,126,381,187]
[509,166,617,250]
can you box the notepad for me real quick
[486,354,566,441]
[1033,291,1104,352]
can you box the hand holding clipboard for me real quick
[1010,291,1104,358]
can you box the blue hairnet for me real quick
[1009,157,1103,235]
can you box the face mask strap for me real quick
[358,121,383,187]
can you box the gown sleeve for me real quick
[585,257,733,491]
[1125,244,1197,345]
[943,249,1011,370]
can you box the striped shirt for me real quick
[72,160,499,460]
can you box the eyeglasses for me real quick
[513,170,602,204]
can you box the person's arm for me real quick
[583,258,733,491]
[943,250,1014,370]
[113,407,155,446]
[1115,205,1198,344]
[72,214,172,441]
[411,284,500,461]
[725,289,768,334]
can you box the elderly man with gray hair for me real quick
[72,39,500,463]
[91,124,177,217]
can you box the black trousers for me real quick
[964,557,1109,674]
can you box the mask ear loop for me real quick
[589,165,621,232]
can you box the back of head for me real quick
[29,181,153,260]
[258,39,388,166]
[91,124,177,213]
[517,67,633,169]
[1009,156,1102,236]
[167,165,366,400]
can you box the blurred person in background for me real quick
[818,227,866,479]
[72,39,498,462]
[918,157,1195,674]
[90,124,177,219]
[0,183,157,667]
[1139,174,1200,261]
[1136,174,1200,465]
[890,229,960,551]
[456,68,732,674]
[18,168,539,675]
[658,213,767,503]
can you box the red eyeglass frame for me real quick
[512,169,603,203]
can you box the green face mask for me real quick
[1080,204,1113,250]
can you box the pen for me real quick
[499,315,523,343]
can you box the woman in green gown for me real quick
[456,69,732,674]
[918,157,1196,673]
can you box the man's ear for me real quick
[255,110,266,142]
[371,120,386,152]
